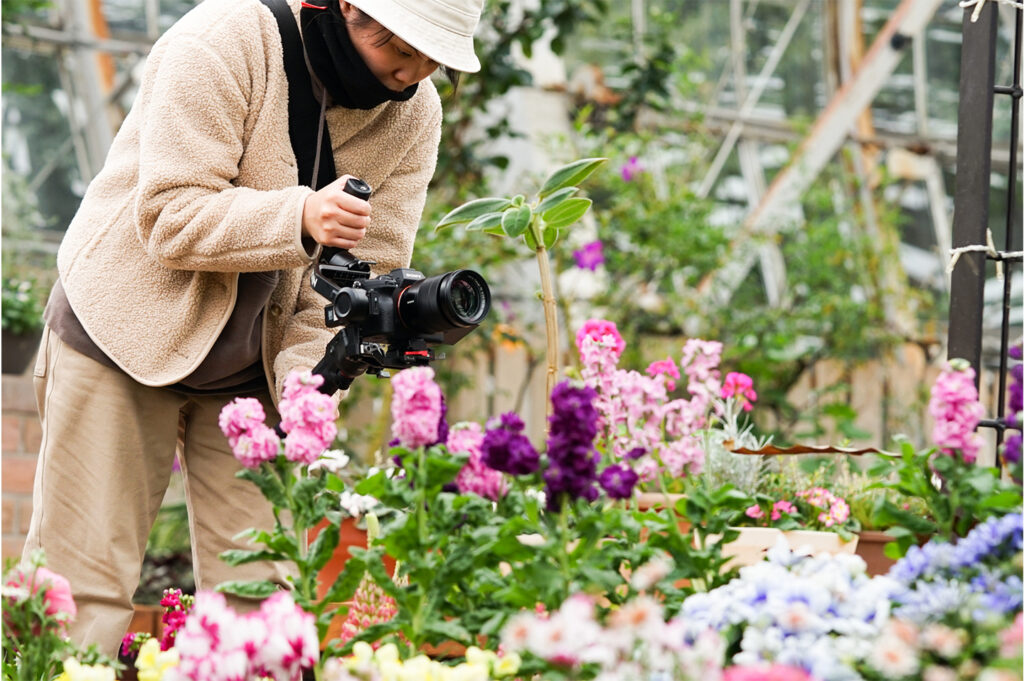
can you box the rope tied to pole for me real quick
[959,0,1024,23]
[947,228,1024,282]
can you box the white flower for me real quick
[338,491,380,518]
[308,449,350,474]
[867,635,920,678]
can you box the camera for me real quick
[308,178,492,393]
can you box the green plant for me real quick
[1,277,44,335]
[2,552,120,681]
[435,158,607,405]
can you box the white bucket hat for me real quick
[346,0,484,73]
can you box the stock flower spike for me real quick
[389,366,444,448]
[481,412,540,475]
[545,380,601,507]
[929,359,986,464]
[450,421,508,500]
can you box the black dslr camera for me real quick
[308,178,491,394]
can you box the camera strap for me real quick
[259,0,337,190]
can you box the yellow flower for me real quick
[56,658,116,681]
[493,652,521,678]
[374,642,401,665]
[444,662,488,681]
[135,637,180,681]
[463,647,495,668]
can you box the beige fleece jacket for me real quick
[56,0,442,400]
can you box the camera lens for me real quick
[398,269,491,334]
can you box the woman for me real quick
[23,0,483,656]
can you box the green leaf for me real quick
[322,554,366,604]
[237,468,288,509]
[541,197,592,230]
[535,186,579,214]
[216,580,280,599]
[423,618,473,644]
[465,212,504,232]
[307,523,341,572]
[541,225,558,249]
[435,198,512,230]
[218,549,284,566]
[501,204,533,238]
[537,158,607,199]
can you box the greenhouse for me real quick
[1,0,1022,680]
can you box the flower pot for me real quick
[783,530,858,556]
[707,527,785,569]
[854,530,899,576]
[312,517,397,602]
[2,328,41,375]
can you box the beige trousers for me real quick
[23,327,293,656]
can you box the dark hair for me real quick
[347,6,462,93]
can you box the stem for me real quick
[533,221,560,418]
[556,501,572,600]
[417,446,428,545]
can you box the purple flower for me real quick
[598,463,638,499]
[620,156,644,182]
[481,412,540,476]
[544,381,600,508]
[572,240,605,271]
[1004,432,1021,466]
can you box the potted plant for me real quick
[1,275,45,374]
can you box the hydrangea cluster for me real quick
[166,591,318,681]
[389,366,446,449]
[219,370,338,468]
[887,513,1023,625]
[323,642,521,681]
[449,422,507,500]
[680,543,900,681]
[480,412,540,476]
[500,593,725,681]
[929,359,986,463]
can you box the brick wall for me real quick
[2,371,40,563]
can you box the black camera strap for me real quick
[259,0,336,190]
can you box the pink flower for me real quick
[572,240,605,271]
[218,398,267,444]
[390,366,443,448]
[771,500,796,521]
[621,156,644,182]
[1000,612,1023,658]
[283,428,326,466]
[647,358,680,391]
[929,360,985,463]
[745,504,765,520]
[5,565,76,621]
[575,319,626,358]
[724,665,815,681]
[232,424,281,469]
[722,372,757,411]
[278,371,338,460]
[451,423,507,500]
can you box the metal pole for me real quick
[947,1,998,378]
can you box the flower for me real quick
[159,588,194,651]
[55,658,116,681]
[4,564,77,623]
[647,357,681,391]
[136,637,180,681]
[723,665,816,681]
[598,463,638,499]
[337,574,399,649]
[451,422,507,500]
[575,318,626,358]
[929,359,985,463]
[722,372,757,411]
[390,366,444,449]
[481,412,540,476]
[572,240,605,271]
[544,381,601,507]
[169,590,318,681]
[620,156,644,182]
[278,370,338,464]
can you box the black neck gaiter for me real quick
[300,1,418,110]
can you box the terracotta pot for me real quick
[311,517,397,602]
[126,603,164,639]
[855,530,899,576]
